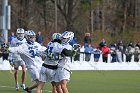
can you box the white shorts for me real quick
[39,66,56,83]
[28,67,41,80]
[53,67,71,82]
[13,60,25,67]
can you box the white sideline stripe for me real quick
[0,85,52,92]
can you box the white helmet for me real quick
[16,28,25,40]
[27,30,36,36]
[52,33,61,40]
[61,31,74,43]
[26,30,36,44]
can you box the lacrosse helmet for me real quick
[26,30,36,44]
[52,33,61,40]
[61,31,74,43]
[16,28,25,40]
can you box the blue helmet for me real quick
[26,30,36,44]
[52,33,61,40]
[27,30,36,36]
[61,31,74,43]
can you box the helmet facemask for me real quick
[60,31,74,44]
[17,33,25,40]
[27,35,36,44]
[26,30,36,44]
[16,28,25,40]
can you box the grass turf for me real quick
[0,70,140,93]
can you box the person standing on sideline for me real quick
[84,33,91,47]
[36,31,44,45]
[99,42,110,63]
[134,47,140,62]
[93,47,101,62]
[84,44,93,62]
[9,28,27,91]
[9,32,16,45]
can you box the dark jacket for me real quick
[36,34,43,44]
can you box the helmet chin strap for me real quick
[27,40,34,45]
[17,37,24,41]
[61,41,69,45]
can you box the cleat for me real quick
[21,84,26,90]
[15,84,19,91]
[24,87,32,93]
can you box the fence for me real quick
[71,52,140,63]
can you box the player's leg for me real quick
[25,80,38,93]
[14,66,19,91]
[51,81,57,93]
[21,64,26,89]
[28,80,39,90]
[25,67,40,93]
[36,81,45,93]
[60,80,69,93]
[54,82,63,93]
[52,81,64,93]
[58,68,70,93]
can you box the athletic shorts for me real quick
[39,66,56,83]
[52,67,71,82]
[28,67,41,80]
[13,60,25,67]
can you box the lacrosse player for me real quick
[53,31,74,93]
[9,30,46,93]
[36,32,77,93]
[9,28,27,91]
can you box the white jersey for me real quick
[58,43,72,70]
[9,38,26,61]
[44,41,64,65]
[39,41,65,83]
[52,43,72,82]
[9,42,46,69]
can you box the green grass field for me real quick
[0,70,140,93]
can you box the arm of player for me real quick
[9,44,24,53]
[9,47,18,53]
[61,48,77,57]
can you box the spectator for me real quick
[110,43,117,62]
[117,41,125,62]
[73,44,81,61]
[36,31,44,45]
[84,33,91,47]
[93,47,101,62]
[84,44,93,62]
[1,43,9,61]
[9,32,16,44]
[136,41,140,49]
[128,41,134,48]
[99,42,110,63]
[134,47,140,62]
[125,46,134,62]
[101,38,106,44]
[116,49,123,62]
[0,34,5,44]
[99,39,106,48]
